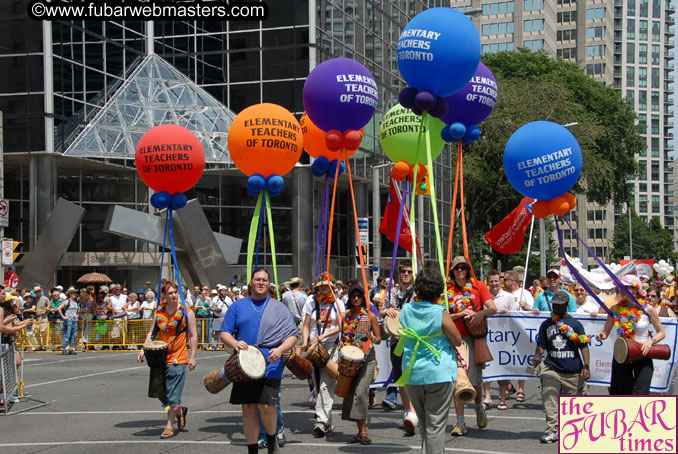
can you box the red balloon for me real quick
[135,125,205,194]
[532,200,550,219]
[300,113,362,160]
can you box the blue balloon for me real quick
[397,8,480,97]
[170,193,188,210]
[464,125,481,143]
[440,127,454,143]
[266,174,284,197]
[311,156,330,177]
[247,174,266,197]
[448,122,467,140]
[328,160,345,179]
[150,191,171,209]
[503,121,582,200]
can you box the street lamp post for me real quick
[372,163,390,285]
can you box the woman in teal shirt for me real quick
[396,269,462,454]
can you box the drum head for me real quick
[144,340,168,350]
[239,346,266,380]
[613,337,629,364]
[340,345,365,361]
[383,311,402,336]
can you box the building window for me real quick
[651,161,660,181]
[627,19,635,39]
[524,39,543,50]
[557,11,576,23]
[587,26,606,38]
[652,44,660,64]
[586,44,606,57]
[524,0,544,11]
[586,8,606,20]
[639,67,647,87]
[628,0,636,16]
[639,43,647,64]
[639,194,648,212]
[639,20,648,40]
[586,63,606,75]
[524,19,544,32]
[627,66,635,86]
[639,0,648,17]
[652,195,660,212]
[651,91,659,111]
[639,90,647,110]
[652,21,661,42]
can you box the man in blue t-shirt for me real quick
[533,290,590,445]
[532,269,576,314]
[221,268,298,454]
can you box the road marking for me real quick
[23,352,136,367]
[24,354,228,388]
[0,440,525,453]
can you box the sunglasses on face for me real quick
[453,266,468,272]
[400,269,413,274]
[574,289,586,293]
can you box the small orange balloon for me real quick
[391,161,411,181]
[562,193,577,210]
[532,200,550,219]
[300,113,362,160]
[228,103,303,177]
[409,164,427,179]
[549,196,570,216]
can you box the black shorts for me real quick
[230,378,281,405]
[389,341,403,382]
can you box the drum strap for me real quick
[397,287,414,309]
[291,291,302,319]
[315,300,335,336]
[545,292,552,312]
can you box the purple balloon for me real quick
[303,58,378,132]
[440,63,497,126]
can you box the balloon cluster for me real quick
[398,87,448,118]
[246,174,284,197]
[504,121,583,219]
[150,192,188,210]
[654,260,675,279]
[391,162,429,191]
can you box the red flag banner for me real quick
[379,179,421,257]
[484,197,535,254]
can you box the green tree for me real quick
[456,49,645,270]
[612,212,676,261]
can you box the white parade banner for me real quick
[483,312,678,392]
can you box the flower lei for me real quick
[439,279,474,313]
[551,314,591,344]
[342,307,366,345]
[314,271,335,286]
[612,299,646,339]
[316,292,335,305]
[156,303,183,331]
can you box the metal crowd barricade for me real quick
[16,311,221,351]
[0,343,48,415]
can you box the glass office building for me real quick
[0,0,453,288]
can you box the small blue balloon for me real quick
[428,96,449,118]
[440,127,454,143]
[328,160,345,179]
[414,89,437,112]
[247,174,266,197]
[311,156,330,177]
[151,191,171,209]
[398,87,417,109]
[266,175,284,197]
[170,193,188,210]
[503,121,582,200]
[448,122,467,140]
[465,125,481,142]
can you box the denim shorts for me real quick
[161,364,187,408]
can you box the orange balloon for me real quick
[228,103,303,177]
[562,193,577,210]
[300,113,362,160]
[409,164,427,180]
[549,196,570,216]
[391,161,411,181]
[532,200,550,219]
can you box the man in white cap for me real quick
[210,285,232,350]
[282,277,306,326]
[532,269,576,314]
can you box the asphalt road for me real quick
[0,350,573,453]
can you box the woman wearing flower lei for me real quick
[339,285,381,445]
[137,281,197,439]
[596,275,666,395]
[298,272,345,440]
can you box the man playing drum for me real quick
[137,281,198,439]
[532,290,590,444]
[220,268,298,454]
[446,256,497,437]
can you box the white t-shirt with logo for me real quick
[511,288,534,310]
[303,297,346,343]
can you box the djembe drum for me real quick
[463,316,493,364]
[454,342,476,403]
[143,340,168,399]
[382,311,402,339]
[203,345,266,394]
[613,337,671,364]
[334,345,365,398]
[305,342,339,380]
[281,349,314,380]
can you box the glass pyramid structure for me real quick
[62,54,235,163]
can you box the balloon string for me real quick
[254,191,267,269]
[445,140,462,280]
[560,215,649,318]
[264,189,279,300]
[316,176,330,279]
[325,158,341,275]
[344,152,371,320]
[459,146,477,280]
[387,179,409,298]
[423,113,448,309]
[158,209,169,302]
[410,117,425,279]
[246,192,264,283]
[168,208,187,315]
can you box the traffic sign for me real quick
[0,199,8,227]
[2,239,13,265]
